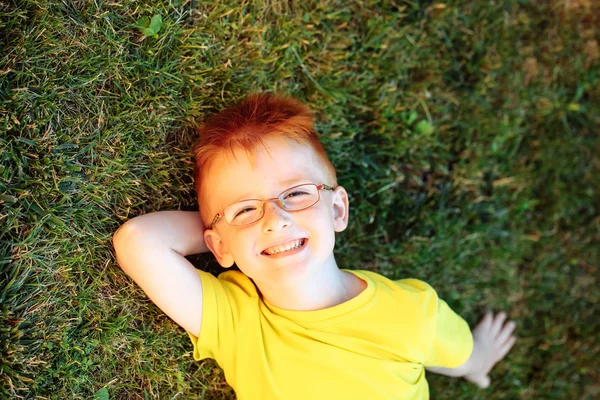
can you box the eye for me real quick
[233,206,257,218]
[284,190,309,199]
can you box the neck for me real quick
[253,255,355,311]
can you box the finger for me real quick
[479,375,491,389]
[496,320,517,346]
[474,375,491,389]
[475,311,494,332]
[497,336,517,361]
[490,311,507,337]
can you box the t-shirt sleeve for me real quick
[186,270,238,370]
[425,294,474,368]
[398,279,474,368]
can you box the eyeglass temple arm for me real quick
[210,213,221,229]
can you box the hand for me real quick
[464,311,517,388]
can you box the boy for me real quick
[113,93,516,399]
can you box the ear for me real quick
[204,229,235,268]
[331,186,349,232]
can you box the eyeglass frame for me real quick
[209,183,334,229]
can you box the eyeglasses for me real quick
[210,183,334,229]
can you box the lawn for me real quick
[1,1,598,399]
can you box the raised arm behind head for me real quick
[113,210,207,336]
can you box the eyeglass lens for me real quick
[224,184,319,226]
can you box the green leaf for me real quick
[401,110,418,126]
[94,388,109,400]
[141,27,155,36]
[144,14,163,36]
[135,16,150,29]
[149,14,163,33]
[136,14,162,36]
[406,111,418,126]
[415,120,434,135]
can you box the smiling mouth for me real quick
[261,238,307,256]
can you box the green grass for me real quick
[1,0,598,399]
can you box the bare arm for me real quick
[113,211,208,337]
[426,312,517,388]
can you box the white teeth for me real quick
[265,239,304,255]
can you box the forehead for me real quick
[202,137,328,211]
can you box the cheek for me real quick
[307,201,335,223]
[301,207,336,241]
[226,228,259,257]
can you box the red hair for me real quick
[192,92,337,221]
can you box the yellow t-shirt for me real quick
[187,269,473,399]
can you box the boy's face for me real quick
[201,136,349,285]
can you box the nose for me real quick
[261,200,292,233]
